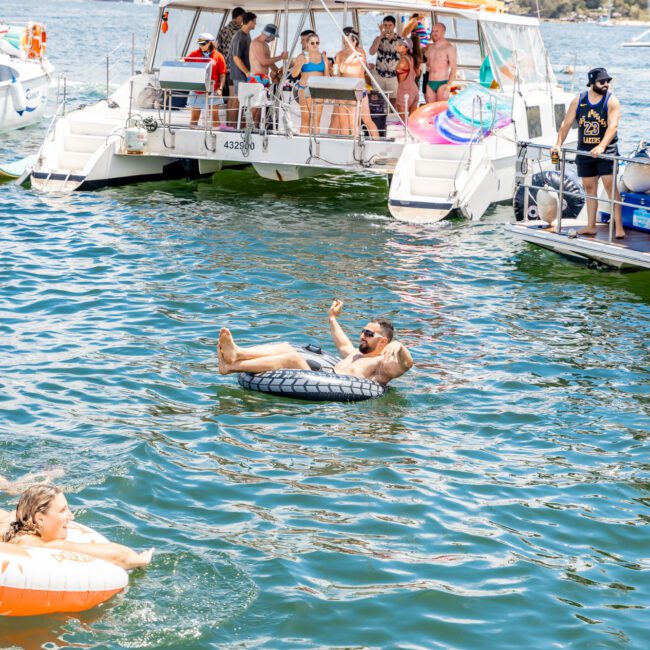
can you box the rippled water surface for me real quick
[1,2,649,648]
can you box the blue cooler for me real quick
[620,191,650,232]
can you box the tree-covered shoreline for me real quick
[510,0,649,21]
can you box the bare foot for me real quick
[217,345,230,375]
[218,328,238,367]
[615,231,625,239]
[577,227,597,236]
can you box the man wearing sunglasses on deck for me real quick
[552,67,625,238]
[218,299,413,386]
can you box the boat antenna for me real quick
[535,0,541,20]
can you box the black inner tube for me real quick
[237,344,387,402]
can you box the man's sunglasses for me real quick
[198,41,209,46]
[361,328,382,338]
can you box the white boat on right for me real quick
[621,28,650,48]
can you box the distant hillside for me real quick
[510,0,649,21]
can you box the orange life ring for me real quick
[22,22,46,60]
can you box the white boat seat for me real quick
[237,82,268,108]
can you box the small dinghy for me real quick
[0,154,36,180]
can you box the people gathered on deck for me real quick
[178,12,468,137]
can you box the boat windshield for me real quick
[150,6,227,71]
[482,21,555,88]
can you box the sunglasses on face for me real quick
[361,328,382,338]
[596,80,610,85]
[198,41,209,46]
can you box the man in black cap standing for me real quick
[552,67,625,238]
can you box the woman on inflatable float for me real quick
[218,300,413,401]
[1,482,153,568]
[0,478,153,616]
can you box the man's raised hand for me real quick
[329,299,344,318]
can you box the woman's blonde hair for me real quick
[3,484,63,542]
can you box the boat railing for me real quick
[151,84,398,149]
[516,141,649,242]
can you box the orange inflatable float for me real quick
[0,522,128,616]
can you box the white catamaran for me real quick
[28,0,576,224]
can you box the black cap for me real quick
[587,67,612,87]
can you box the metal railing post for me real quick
[556,150,566,233]
[608,159,619,242]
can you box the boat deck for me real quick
[506,221,650,271]
[570,223,650,253]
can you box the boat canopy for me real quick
[151,0,553,88]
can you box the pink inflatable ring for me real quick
[408,101,453,144]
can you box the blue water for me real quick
[1,2,649,648]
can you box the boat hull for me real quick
[0,62,51,133]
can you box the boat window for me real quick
[455,42,482,79]
[312,10,347,61]
[151,7,198,70]
[185,10,227,56]
[481,22,556,87]
[357,10,383,63]
[275,11,308,58]
[526,106,542,139]
[554,103,566,130]
[441,15,479,41]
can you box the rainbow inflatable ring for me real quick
[409,85,512,145]
[0,522,128,616]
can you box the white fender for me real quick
[9,78,26,115]
[536,186,560,225]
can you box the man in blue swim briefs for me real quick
[424,22,457,103]
[218,300,413,386]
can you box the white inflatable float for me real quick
[0,521,128,616]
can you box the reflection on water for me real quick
[0,2,649,648]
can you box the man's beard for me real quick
[359,340,371,353]
[592,85,607,95]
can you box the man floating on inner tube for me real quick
[218,300,413,386]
